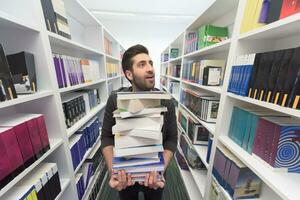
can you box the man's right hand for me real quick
[109,170,134,191]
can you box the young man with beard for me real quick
[101,44,178,200]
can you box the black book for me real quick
[203,66,222,86]
[248,53,262,98]
[280,47,300,107]
[40,0,58,33]
[266,0,284,24]
[271,48,295,104]
[7,51,37,94]
[264,49,285,102]
[0,44,17,101]
[287,67,300,109]
[256,52,275,101]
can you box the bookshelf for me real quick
[160,0,300,200]
[0,0,125,199]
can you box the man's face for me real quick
[125,53,155,91]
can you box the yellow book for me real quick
[240,0,252,34]
[252,0,265,30]
[241,0,258,34]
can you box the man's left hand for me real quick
[141,171,165,189]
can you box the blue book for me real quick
[206,137,213,164]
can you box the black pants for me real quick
[119,182,163,200]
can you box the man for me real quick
[101,44,177,200]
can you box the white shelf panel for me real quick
[0,10,39,32]
[179,103,216,135]
[55,178,71,200]
[169,56,182,63]
[0,91,54,109]
[0,139,63,196]
[227,92,300,118]
[166,75,181,82]
[194,145,209,168]
[161,61,169,65]
[219,136,300,200]
[74,137,101,174]
[162,85,168,91]
[181,80,222,94]
[48,31,104,56]
[183,39,231,58]
[67,102,106,137]
[239,13,300,41]
[107,75,122,81]
[106,54,121,62]
[175,158,203,200]
[59,79,106,93]
[178,146,207,197]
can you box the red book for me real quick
[25,118,44,159]
[0,128,13,189]
[0,117,36,168]
[280,0,300,19]
[0,127,24,185]
[35,115,50,152]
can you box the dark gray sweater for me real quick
[101,87,178,153]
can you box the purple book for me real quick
[59,55,67,88]
[259,0,270,23]
[53,54,63,88]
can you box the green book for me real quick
[197,25,208,49]
[198,25,229,48]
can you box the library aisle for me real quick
[1,0,300,200]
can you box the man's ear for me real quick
[125,70,133,81]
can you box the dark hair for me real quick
[122,44,149,79]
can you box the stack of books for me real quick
[112,91,171,182]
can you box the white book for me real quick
[114,107,167,119]
[114,133,162,149]
[114,165,164,174]
[117,91,171,100]
[117,99,161,113]
[114,145,164,157]
[114,129,162,140]
[112,116,163,132]
[113,157,161,168]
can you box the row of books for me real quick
[228,47,300,110]
[62,90,100,128]
[0,44,37,102]
[179,134,206,170]
[167,64,181,78]
[241,0,300,34]
[76,152,105,200]
[41,0,71,39]
[104,37,113,56]
[184,25,229,54]
[86,165,107,200]
[178,107,209,145]
[112,92,170,182]
[182,59,226,86]
[213,145,262,199]
[180,88,220,123]
[229,106,300,173]
[168,81,180,96]
[106,62,120,78]
[4,163,62,200]
[69,117,101,171]
[52,53,101,89]
[0,113,50,189]
[170,48,180,59]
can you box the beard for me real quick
[131,73,155,91]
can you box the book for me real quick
[114,128,162,140]
[280,0,300,19]
[117,91,171,100]
[6,51,37,94]
[0,44,17,101]
[113,156,161,169]
[187,115,209,145]
[114,133,162,149]
[113,145,164,157]
[198,25,228,48]
[266,0,284,23]
[203,66,222,86]
[40,0,58,33]
[113,107,168,119]
[112,116,163,133]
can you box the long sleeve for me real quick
[101,93,117,150]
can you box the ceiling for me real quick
[79,0,214,54]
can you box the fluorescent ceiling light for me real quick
[92,10,136,16]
